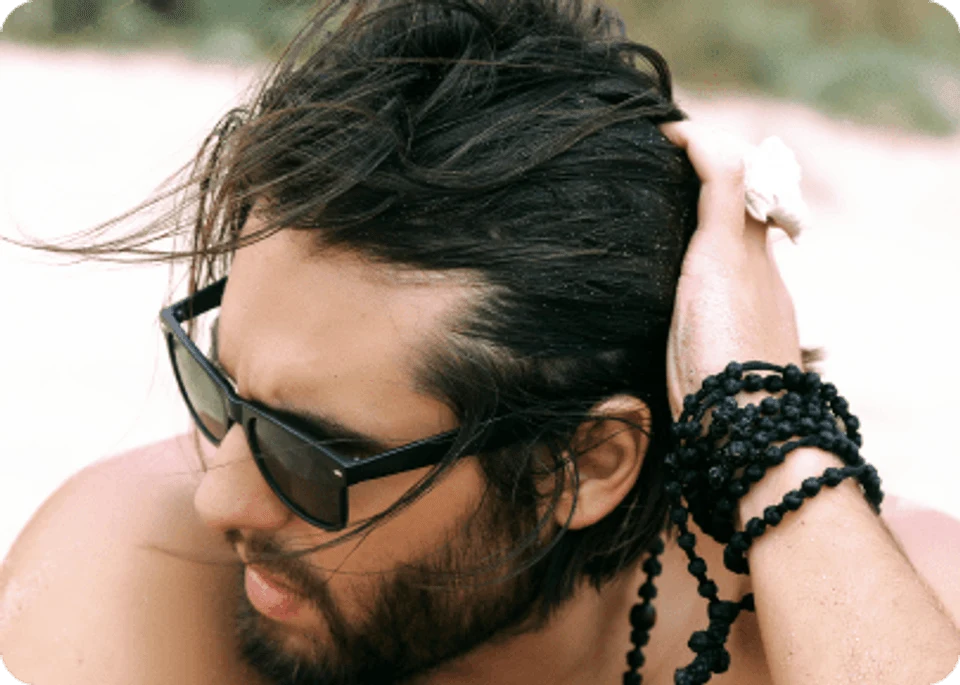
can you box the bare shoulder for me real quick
[881,494,960,628]
[0,434,267,685]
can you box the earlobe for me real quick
[553,396,652,530]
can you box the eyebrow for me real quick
[208,314,392,455]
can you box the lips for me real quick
[244,565,308,620]
[250,565,300,594]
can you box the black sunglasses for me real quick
[159,277,462,531]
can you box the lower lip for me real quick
[244,566,307,620]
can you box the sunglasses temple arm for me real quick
[346,440,455,484]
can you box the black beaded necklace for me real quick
[622,362,885,685]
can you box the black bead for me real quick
[639,582,658,600]
[707,621,730,642]
[783,490,805,510]
[727,440,748,460]
[723,546,748,574]
[728,480,748,498]
[724,362,744,379]
[783,404,800,420]
[741,593,756,611]
[823,467,845,487]
[803,371,821,391]
[708,600,740,622]
[631,629,651,646]
[818,417,838,433]
[763,505,783,525]
[775,421,796,440]
[729,531,751,552]
[627,648,646,670]
[688,630,714,653]
[821,382,838,399]
[678,532,697,551]
[623,672,642,685]
[744,374,764,391]
[763,374,785,392]
[801,477,822,496]
[688,558,707,576]
[723,378,744,395]
[630,602,657,630]
[783,364,803,389]
[816,431,836,451]
[712,647,732,673]
[745,518,766,537]
[846,415,861,431]
[707,465,730,490]
[764,445,785,465]
[832,437,851,459]
[759,397,779,415]
[665,481,682,498]
[698,580,718,598]
[670,507,688,525]
[751,430,772,447]
[642,557,663,576]
[716,498,734,515]
[744,464,766,483]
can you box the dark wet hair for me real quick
[6,0,706,616]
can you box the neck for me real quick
[416,520,756,685]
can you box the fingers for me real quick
[660,121,757,242]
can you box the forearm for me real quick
[739,447,960,685]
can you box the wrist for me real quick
[736,446,847,528]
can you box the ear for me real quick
[552,395,652,530]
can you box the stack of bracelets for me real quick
[622,361,885,685]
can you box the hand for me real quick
[660,121,803,420]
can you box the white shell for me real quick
[743,136,811,241]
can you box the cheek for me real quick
[305,459,488,575]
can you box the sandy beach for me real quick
[1,42,958,564]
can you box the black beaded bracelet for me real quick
[622,361,885,685]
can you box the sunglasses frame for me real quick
[158,276,460,531]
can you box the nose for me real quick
[193,423,294,534]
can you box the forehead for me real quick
[216,220,478,445]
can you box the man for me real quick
[2,0,959,684]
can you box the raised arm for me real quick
[660,120,960,685]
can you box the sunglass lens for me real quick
[252,417,346,527]
[171,337,230,441]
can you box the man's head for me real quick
[168,0,699,681]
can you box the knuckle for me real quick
[690,127,750,186]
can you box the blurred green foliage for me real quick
[616,0,960,134]
[3,0,959,134]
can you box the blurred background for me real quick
[1,0,959,567]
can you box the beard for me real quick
[232,484,552,685]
